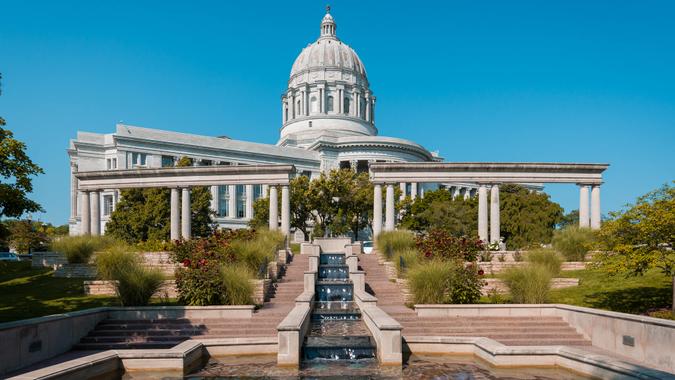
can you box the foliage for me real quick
[249,196,270,229]
[503,264,552,304]
[5,219,49,253]
[51,235,114,264]
[592,182,675,314]
[221,265,253,305]
[0,100,44,219]
[290,176,313,240]
[375,230,416,260]
[171,229,268,305]
[95,243,165,306]
[551,226,596,261]
[499,184,564,249]
[134,239,175,252]
[526,248,563,276]
[400,188,477,236]
[408,260,484,304]
[106,156,214,243]
[394,248,420,277]
[559,209,580,229]
[479,250,493,262]
[230,229,284,276]
[415,229,483,262]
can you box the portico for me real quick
[370,163,609,242]
[75,165,295,240]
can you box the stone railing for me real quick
[31,252,67,268]
[482,278,579,294]
[312,237,352,253]
[413,304,675,374]
[277,268,315,367]
[0,305,255,376]
[54,263,97,278]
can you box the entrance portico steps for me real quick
[74,253,309,351]
[358,253,591,347]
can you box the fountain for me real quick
[302,252,377,362]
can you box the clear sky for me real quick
[1,1,674,225]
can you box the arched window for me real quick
[297,100,301,115]
[285,107,288,122]
[359,97,366,118]
[326,96,334,112]
[344,98,350,114]
[310,96,318,113]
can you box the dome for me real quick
[289,8,367,82]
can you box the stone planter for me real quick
[482,277,580,295]
[84,280,177,298]
[383,261,397,280]
[252,278,272,305]
[54,264,97,278]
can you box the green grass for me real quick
[0,261,176,323]
[549,269,672,315]
[290,243,301,255]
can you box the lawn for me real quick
[0,261,175,323]
[549,269,673,317]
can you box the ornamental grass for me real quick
[221,264,254,305]
[502,264,552,304]
[526,248,563,276]
[552,226,596,261]
[51,235,115,264]
[375,230,416,260]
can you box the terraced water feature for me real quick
[303,252,377,362]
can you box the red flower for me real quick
[424,251,432,258]
[182,259,191,267]
[478,269,485,276]
[198,258,207,267]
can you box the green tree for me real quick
[499,184,564,249]
[290,176,313,240]
[593,182,675,315]
[105,156,213,242]
[559,209,580,229]
[249,196,270,229]
[401,188,477,237]
[6,219,49,253]
[0,75,44,220]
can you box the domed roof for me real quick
[289,8,367,80]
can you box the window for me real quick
[112,158,117,169]
[310,96,318,113]
[344,98,350,114]
[218,186,229,217]
[236,185,246,218]
[106,159,112,170]
[131,152,147,167]
[103,195,114,216]
[161,155,175,167]
[297,100,301,115]
[326,96,334,112]
[360,97,366,118]
[339,161,351,170]
[253,185,262,201]
[285,107,288,122]
[201,159,213,166]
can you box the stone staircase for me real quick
[359,254,591,347]
[74,253,309,351]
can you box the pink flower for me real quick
[182,259,191,267]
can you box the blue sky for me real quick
[1,1,674,225]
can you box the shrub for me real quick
[479,250,493,262]
[513,251,523,262]
[52,235,114,264]
[394,248,420,277]
[96,243,165,306]
[552,226,596,261]
[135,239,174,252]
[415,229,483,262]
[222,265,254,305]
[502,264,552,304]
[376,230,416,260]
[407,260,484,304]
[526,249,563,276]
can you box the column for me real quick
[90,191,100,236]
[337,88,343,114]
[81,191,91,235]
[170,188,180,241]
[579,185,590,228]
[385,184,395,231]
[281,98,286,123]
[300,90,305,117]
[281,185,290,238]
[269,185,278,230]
[399,182,406,200]
[262,184,270,198]
[291,92,296,119]
[228,184,237,218]
[373,184,383,238]
[590,185,601,230]
[210,186,218,214]
[463,187,470,200]
[245,184,254,219]
[411,182,418,200]
[304,89,309,116]
[478,184,488,243]
[490,185,500,244]
[181,187,191,239]
[70,164,78,219]
[365,93,371,122]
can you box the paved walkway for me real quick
[74,254,309,350]
[358,254,590,346]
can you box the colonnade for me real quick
[373,181,603,242]
[80,184,291,240]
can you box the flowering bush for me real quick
[415,229,484,262]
